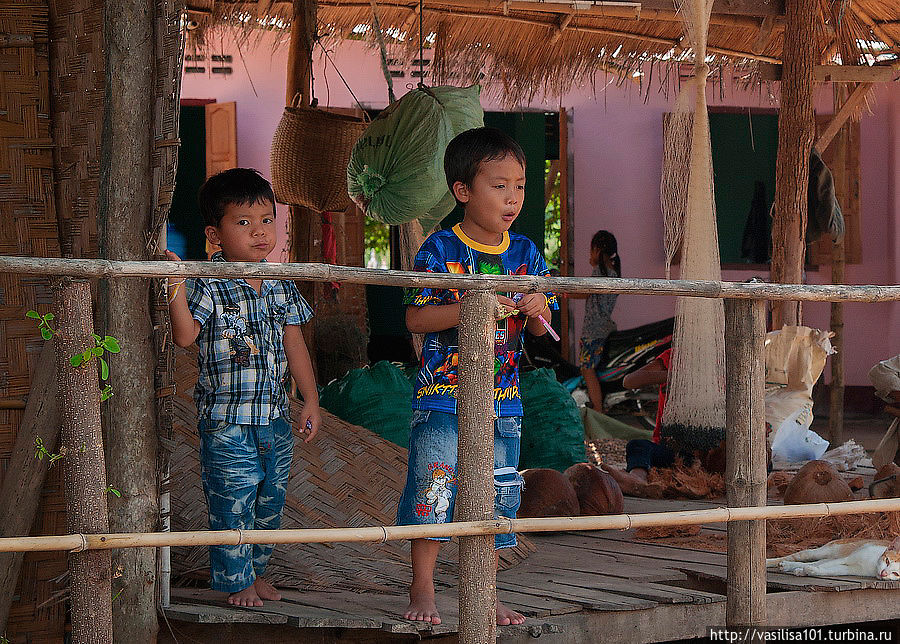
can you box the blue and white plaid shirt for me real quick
[185,252,314,425]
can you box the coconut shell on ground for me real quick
[518,468,580,518]
[869,463,900,499]
[783,460,853,505]
[564,462,624,516]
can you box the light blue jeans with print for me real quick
[199,416,293,593]
[396,409,524,549]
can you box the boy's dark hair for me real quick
[198,168,275,227]
[591,230,621,277]
[444,127,526,194]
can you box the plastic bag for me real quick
[347,85,483,230]
[764,326,835,441]
[770,409,830,463]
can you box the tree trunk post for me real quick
[828,84,849,448]
[0,342,59,633]
[725,298,767,630]
[286,0,320,373]
[98,0,159,637]
[456,290,497,643]
[770,0,817,328]
[52,278,113,644]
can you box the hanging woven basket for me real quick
[271,99,367,213]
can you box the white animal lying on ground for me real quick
[766,537,900,579]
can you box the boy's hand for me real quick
[165,250,182,262]
[515,293,549,319]
[298,403,321,443]
[495,295,518,320]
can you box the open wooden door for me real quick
[205,101,237,177]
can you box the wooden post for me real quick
[0,343,59,633]
[98,0,159,637]
[724,298,767,630]
[456,290,497,643]
[286,0,320,373]
[559,107,573,361]
[770,0,817,328]
[828,84,849,448]
[52,278,113,644]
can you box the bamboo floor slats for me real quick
[164,496,900,641]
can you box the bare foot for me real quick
[254,577,281,601]
[228,583,263,607]
[496,601,525,626]
[605,466,648,496]
[403,583,441,625]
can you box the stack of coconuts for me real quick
[518,464,624,518]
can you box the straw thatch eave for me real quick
[184,0,899,104]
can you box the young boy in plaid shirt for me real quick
[166,168,321,607]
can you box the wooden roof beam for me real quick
[758,64,897,82]
[634,0,783,16]
[548,11,574,44]
[814,82,875,151]
[507,1,773,28]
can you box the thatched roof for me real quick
[185,0,899,103]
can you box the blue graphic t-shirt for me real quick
[404,224,558,417]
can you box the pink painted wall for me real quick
[181,31,900,385]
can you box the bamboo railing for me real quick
[3,255,900,643]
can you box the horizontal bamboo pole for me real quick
[3,497,900,554]
[0,256,898,302]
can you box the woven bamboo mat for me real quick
[170,347,534,593]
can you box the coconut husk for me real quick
[645,457,726,500]
[518,468,580,518]
[635,524,701,539]
[869,463,900,499]
[783,460,853,505]
[564,462,624,516]
[585,438,627,469]
[766,512,900,558]
[767,470,794,499]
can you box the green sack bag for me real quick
[319,361,413,447]
[347,85,483,230]
[519,368,587,472]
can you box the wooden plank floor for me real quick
[164,496,900,642]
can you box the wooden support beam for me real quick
[99,0,160,637]
[758,64,895,82]
[0,342,59,634]
[286,0,321,374]
[456,290,497,644]
[770,0,817,328]
[814,82,874,152]
[827,84,849,448]
[548,12,574,45]
[52,278,113,644]
[724,298,767,629]
[751,15,777,54]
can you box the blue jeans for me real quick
[625,439,675,472]
[396,410,524,549]
[199,416,293,593]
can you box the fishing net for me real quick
[658,0,727,452]
[346,84,483,232]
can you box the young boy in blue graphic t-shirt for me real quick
[166,168,321,608]
[397,127,558,626]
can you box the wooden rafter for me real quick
[758,63,896,82]
[814,82,874,152]
[751,14,777,54]
[548,11,574,45]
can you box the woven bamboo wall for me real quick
[0,2,69,641]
